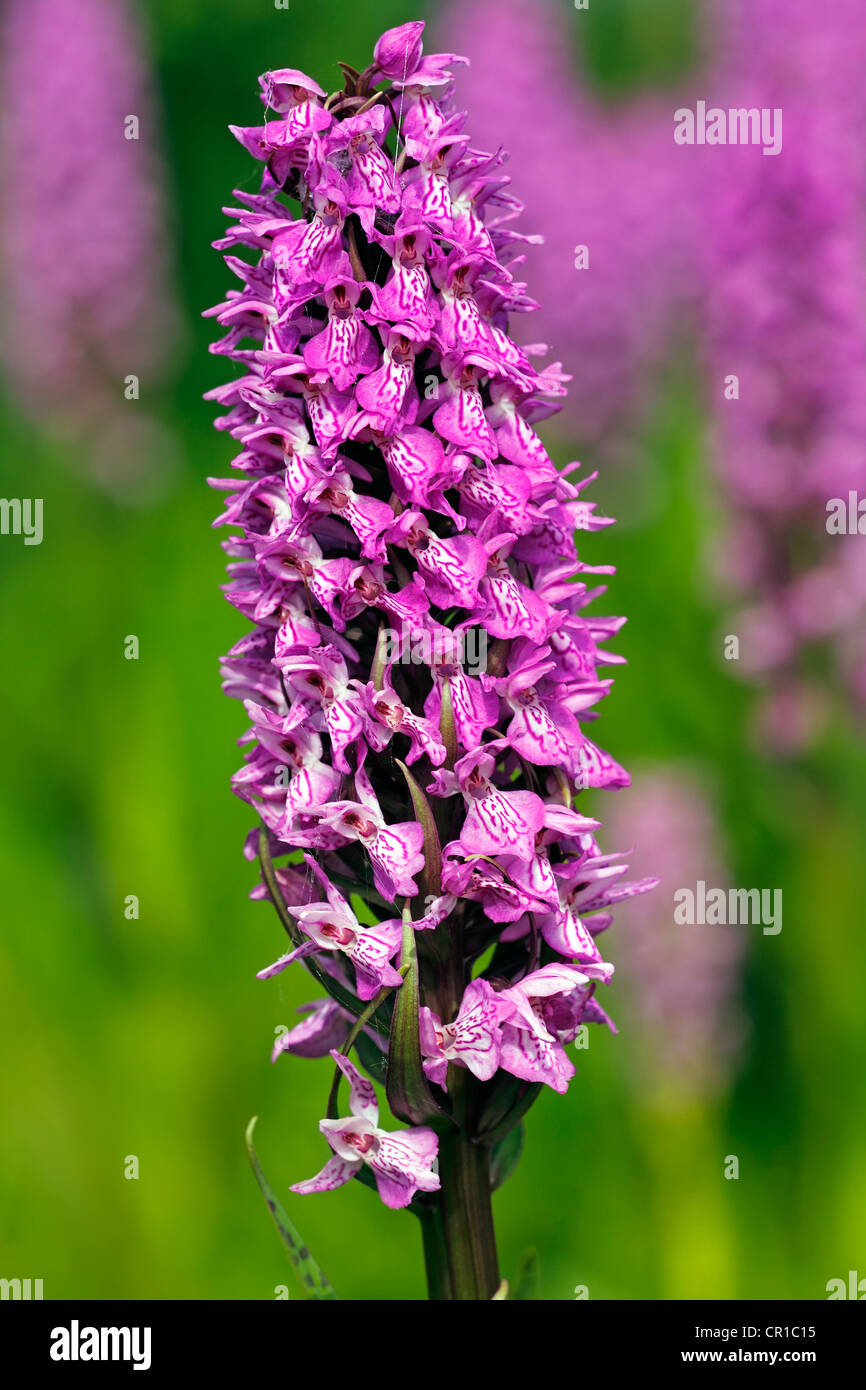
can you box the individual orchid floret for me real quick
[499,963,613,1094]
[432,744,546,861]
[302,277,379,389]
[271,998,387,1061]
[292,1053,440,1209]
[372,22,426,82]
[366,223,440,340]
[358,671,447,767]
[258,908,403,1003]
[325,106,402,235]
[258,67,326,113]
[256,854,404,1000]
[354,331,419,433]
[420,979,515,1088]
[314,798,425,902]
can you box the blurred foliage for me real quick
[0,0,864,1301]
[571,0,699,95]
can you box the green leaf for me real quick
[386,904,451,1126]
[244,1117,339,1301]
[489,1122,525,1191]
[371,625,388,691]
[511,1248,539,1301]
[395,760,442,901]
[476,1071,543,1144]
[352,1029,388,1083]
[326,973,408,1120]
[439,677,458,769]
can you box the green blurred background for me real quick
[1,0,864,1300]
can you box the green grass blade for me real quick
[245,1117,339,1300]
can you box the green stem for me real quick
[419,905,500,1299]
[419,1208,454,1300]
[435,1125,499,1300]
[422,1064,499,1300]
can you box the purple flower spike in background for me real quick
[437,0,695,454]
[701,0,866,741]
[208,19,655,1302]
[606,768,745,1106]
[0,0,181,501]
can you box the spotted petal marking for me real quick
[460,788,545,861]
